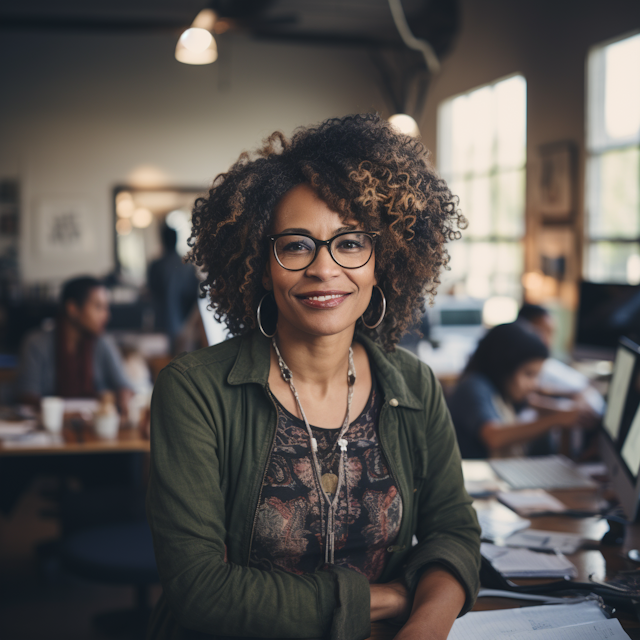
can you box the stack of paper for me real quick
[449,600,631,640]
[498,490,567,517]
[0,419,36,440]
[475,501,531,541]
[503,529,585,555]
[481,542,577,578]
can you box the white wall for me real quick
[0,29,383,283]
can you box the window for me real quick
[438,74,527,299]
[586,32,640,284]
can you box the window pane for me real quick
[441,241,523,298]
[587,242,640,283]
[495,75,527,169]
[605,34,640,142]
[588,33,640,150]
[494,169,526,237]
[588,147,640,238]
[462,176,492,239]
[493,242,524,297]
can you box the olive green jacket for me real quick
[146,331,480,640]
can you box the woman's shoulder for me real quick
[358,334,439,408]
[163,335,244,380]
[452,371,497,401]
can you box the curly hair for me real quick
[188,113,466,350]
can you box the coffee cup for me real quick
[41,397,65,434]
[94,412,120,439]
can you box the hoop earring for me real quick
[257,292,277,338]
[361,285,386,329]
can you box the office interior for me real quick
[1,0,640,638]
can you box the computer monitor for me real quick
[197,296,229,347]
[599,337,640,521]
[575,281,640,359]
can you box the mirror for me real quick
[113,185,205,286]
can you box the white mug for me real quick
[41,396,65,434]
[94,412,120,439]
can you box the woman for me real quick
[147,114,480,640]
[449,322,581,459]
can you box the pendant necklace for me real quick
[271,337,356,564]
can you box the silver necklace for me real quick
[271,337,356,564]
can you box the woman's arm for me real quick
[395,566,466,640]
[148,363,371,640]
[480,408,581,453]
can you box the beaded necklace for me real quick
[271,337,356,564]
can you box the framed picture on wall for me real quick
[537,141,576,221]
[34,195,95,257]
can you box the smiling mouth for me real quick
[296,292,351,308]
[301,294,346,302]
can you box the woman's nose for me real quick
[305,245,341,279]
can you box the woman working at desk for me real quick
[449,322,582,459]
[147,114,480,640]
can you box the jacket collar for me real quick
[227,330,422,410]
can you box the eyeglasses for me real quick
[267,231,377,271]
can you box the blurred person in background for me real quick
[449,322,583,458]
[16,276,133,417]
[147,223,199,354]
[517,303,605,416]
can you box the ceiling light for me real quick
[388,114,420,137]
[176,9,218,65]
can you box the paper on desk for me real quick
[477,589,590,604]
[2,432,61,448]
[0,420,36,439]
[507,618,630,640]
[503,529,585,554]
[481,542,577,578]
[448,601,606,640]
[498,490,567,516]
[475,501,531,541]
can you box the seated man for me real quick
[17,276,133,416]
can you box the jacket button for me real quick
[389,398,399,407]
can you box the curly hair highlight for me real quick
[188,113,466,350]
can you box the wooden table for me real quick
[0,417,150,515]
[0,420,149,456]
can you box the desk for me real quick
[0,422,149,456]
[368,464,640,640]
[0,419,149,515]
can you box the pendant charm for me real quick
[337,438,348,452]
[310,437,318,453]
[321,473,339,495]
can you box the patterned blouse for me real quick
[249,377,402,582]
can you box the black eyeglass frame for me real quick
[267,231,378,271]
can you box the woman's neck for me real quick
[272,326,355,390]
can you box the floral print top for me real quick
[249,377,402,582]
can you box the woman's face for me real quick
[263,184,377,341]
[504,358,544,403]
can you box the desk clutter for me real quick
[481,542,578,578]
[465,457,640,639]
[449,600,631,640]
